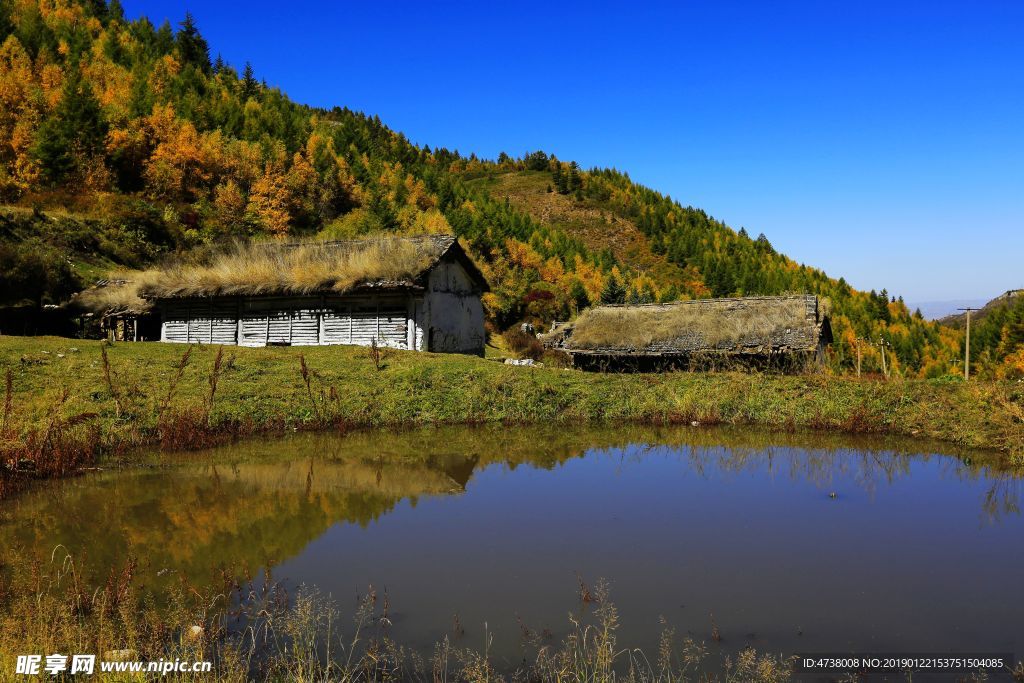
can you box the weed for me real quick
[299,354,319,420]
[159,344,193,417]
[1,368,11,437]
[369,338,386,371]
[207,346,225,421]
[100,345,123,418]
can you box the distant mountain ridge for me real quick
[910,299,988,321]
[940,289,1023,328]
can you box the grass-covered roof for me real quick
[75,235,484,316]
[545,295,831,355]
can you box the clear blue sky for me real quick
[122,1,1024,303]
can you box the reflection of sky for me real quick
[4,426,1022,667]
[277,440,1024,665]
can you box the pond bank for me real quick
[1,336,1022,498]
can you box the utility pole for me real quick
[854,337,863,378]
[957,307,980,380]
[878,338,889,378]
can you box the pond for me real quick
[2,424,1022,670]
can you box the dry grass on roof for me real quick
[567,297,812,351]
[138,238,435,299]
[74,273,160,315]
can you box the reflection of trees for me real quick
[1,453,475,588]
[982,476,1021,522]
[3,423,1020,588]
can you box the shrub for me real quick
[503,326,545,361]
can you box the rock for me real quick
[103,650,136,662]
[690,421,700,427]
[69,347,79,353]
[520,322,536,335]
[505,358,538,367]
[57,353,65,359]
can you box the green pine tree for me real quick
[32,65,108,185]
[600,274,626,304]
[241,62,259,100]
[176,12,211,73]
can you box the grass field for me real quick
[1,335,1022,499]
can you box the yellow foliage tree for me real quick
[246,163,291,237]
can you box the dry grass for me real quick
[141,237,437,299]
[567,297,813,351]
[0,552,797,682]
[74,274,158,315]
[75,236,446,313]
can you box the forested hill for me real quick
[0,0,975,377]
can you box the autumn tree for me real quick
[247,162,291,236]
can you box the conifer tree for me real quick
[176,12,211,73]
[32,64,108,184]
[154,20,175,55]
[108,0,125,22]
[600,274,626,304]
[241,62,259,100]
[568,161,581,193]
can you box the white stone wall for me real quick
[424,258,486,355]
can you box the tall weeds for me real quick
[1,368,11,437]
[100,345,123,418]
[207,346,225,423]
[159,345,193,417]
[0,558,798,682]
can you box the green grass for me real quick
[2,336,1022,497]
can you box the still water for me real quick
[2,425,1022,668]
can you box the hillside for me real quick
[940,289,1023,329]
[0,0,978,377]
[939,289,1024,379]
[464,170,690,288]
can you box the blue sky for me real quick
[122,1,1024,303]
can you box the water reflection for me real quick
[4,424,1024,664]
[3,424,1020,590]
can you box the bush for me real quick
[503,326,545,361]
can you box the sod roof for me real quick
[544,295,831,355]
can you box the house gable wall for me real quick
[423,256,485,355]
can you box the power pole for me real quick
[878,338,889,378]
[957,307,980,380]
